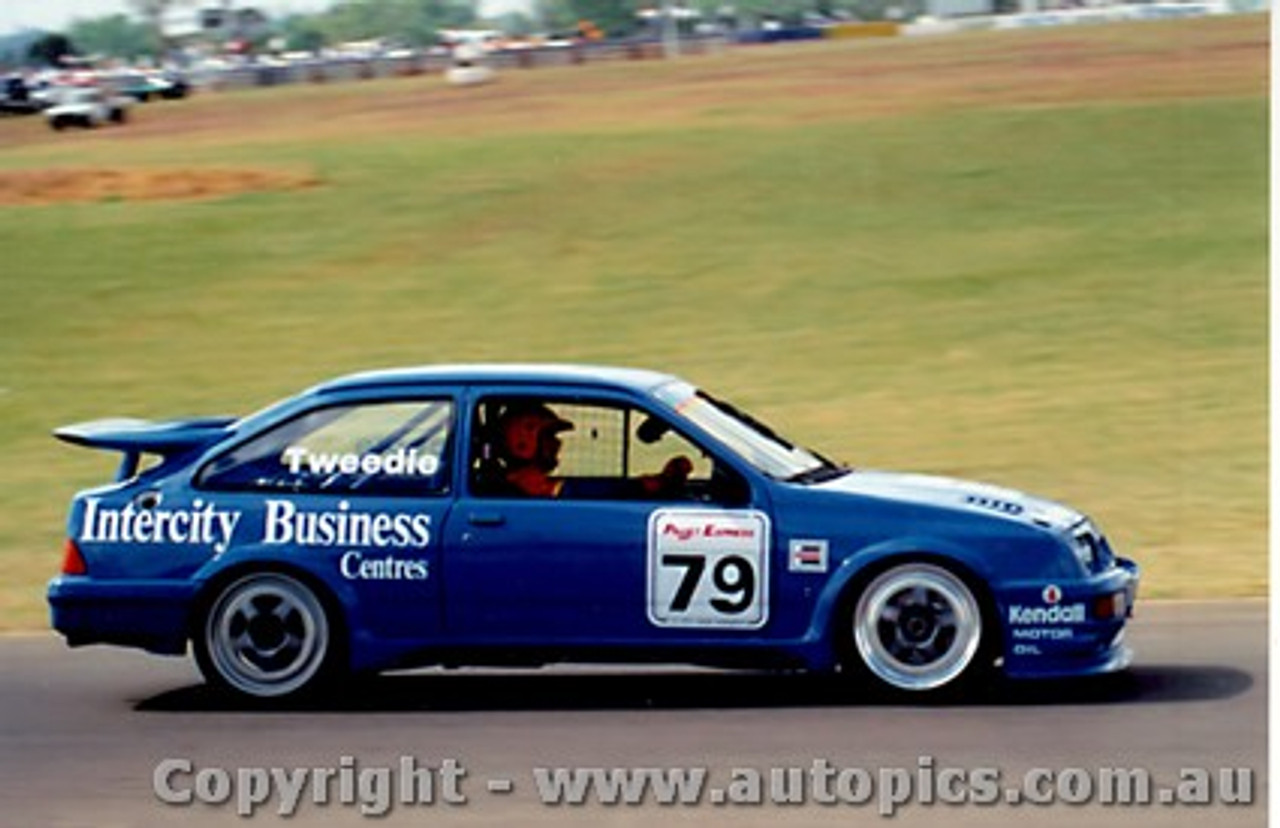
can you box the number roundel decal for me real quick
[646,509,769,629]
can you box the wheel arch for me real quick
[188,560,352,672]
[811,542,1003,674]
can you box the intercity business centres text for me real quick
[152,755,1254,817]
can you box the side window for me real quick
[627,414,713,482]
[552,404,625,478]
[470,396,747,504]
[199,399,454,496]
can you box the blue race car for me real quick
[49,364,1138,700]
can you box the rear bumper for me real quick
[1001,557,1139,679]
[48,576,197,656]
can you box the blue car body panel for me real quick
[48,364,1139,686]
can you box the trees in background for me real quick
[306,0,480,47]
[276,16,329,53]
[67,15,156,62]
[26,32,77,66]
[534,0,641,36]
[126,0,192,54]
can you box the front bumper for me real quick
[1000,557,1139,679]
[48,576,197,656]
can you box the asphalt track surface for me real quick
[0,601,1265,827]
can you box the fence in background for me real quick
[195,4,1249,93]
[197,37,728,92]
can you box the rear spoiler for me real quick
[54,416,236,481]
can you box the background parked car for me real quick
[45,86,131,130]
[103,71,190,102]
[0,75,47,115]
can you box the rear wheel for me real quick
[847,562,987,693]
[194,572,340,700]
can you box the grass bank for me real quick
[0,15,1267,627]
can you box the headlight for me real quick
[1070,522,1100,572]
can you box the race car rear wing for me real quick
[54,416,236,481]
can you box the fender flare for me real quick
[805,536,1000,662]
[188,548,357,669]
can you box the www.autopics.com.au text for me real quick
[152,755,1255,817]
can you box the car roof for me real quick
[310,363,680,396]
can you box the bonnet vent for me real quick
[963,494,1024,516]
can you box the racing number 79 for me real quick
[661,553,755,614]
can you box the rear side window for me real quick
[198,399,454,497]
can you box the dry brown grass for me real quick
[0,167,319,205]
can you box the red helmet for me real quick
[500,404,573,462]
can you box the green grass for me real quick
[0,17,1267,627]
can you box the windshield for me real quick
[653,381,842,481]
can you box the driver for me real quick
[495,402,694,499]
[496,403,574,497]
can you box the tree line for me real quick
[16,0,921,66]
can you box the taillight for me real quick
[61,539,87,575]
[1093,591,1125,620]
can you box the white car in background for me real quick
[446,42,495,86]
[45,86,131,130]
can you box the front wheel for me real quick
[847,562,988,694]
[194,572,341,700]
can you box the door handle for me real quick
[467,512,506,527]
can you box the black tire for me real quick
[840,561,992,695]
[193,571,343,700]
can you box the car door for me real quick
[440,390,769,644]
